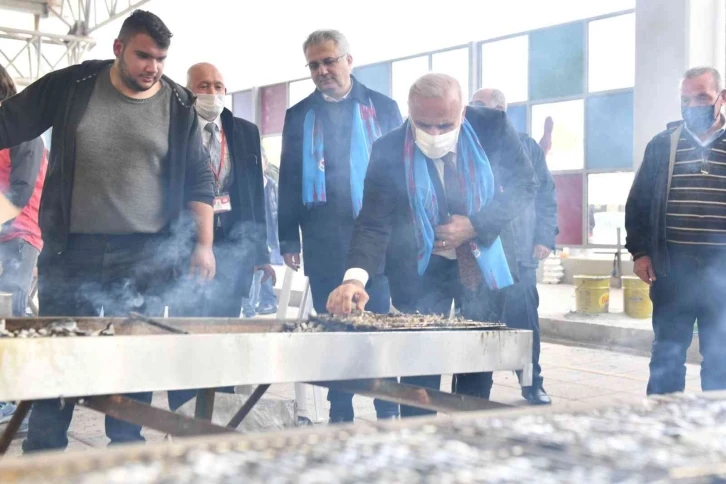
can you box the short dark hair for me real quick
[118,10,172,49]
[0,64,17,102]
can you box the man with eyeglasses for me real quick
[278,29,402,423]
[626,66,726,396]
[471,88,557,405]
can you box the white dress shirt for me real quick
[343,145,459,287]
[199,114,232,191]
[320,84,352,103]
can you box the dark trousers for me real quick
[23,234,175,453]
[0,238,39,316]
[171,229,253,318]
[166,230,251,410]
[398,256,498,418]
[501,266,543,388]
[647,246,726,395]
[309,271,399,420]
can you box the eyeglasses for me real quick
[306,55,346,71]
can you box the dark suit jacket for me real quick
[513,132,558,268]
[278,76,402,280]
[217,108,267,294]
[347,106,538,310]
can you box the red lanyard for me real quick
[210,129,226,185]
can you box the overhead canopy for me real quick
[78,0,634,92]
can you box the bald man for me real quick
[180,63,274,319]
[471,88,557,405]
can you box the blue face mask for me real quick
[682,99,720,133]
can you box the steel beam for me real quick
[81,395,234,438]
[317,379,509,414]
[0,0,150,85]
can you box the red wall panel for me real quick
[260,83,287,135]
[553,173,584,245]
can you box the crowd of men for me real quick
[0,8,723,452]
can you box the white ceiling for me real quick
[5,0,635,92]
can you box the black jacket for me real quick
[347,106,538,310]
[278,76,402,279]
[216,108,268,266]
[4,139,44,208]
[625,121,681,276]
[0,59,214,254]
[513,133,558,268]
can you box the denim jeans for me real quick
[23,234,176,453]
[647,246,726,395]
[242,269,277,316]
[0,238,39,316]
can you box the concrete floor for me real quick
[2,341,703,458]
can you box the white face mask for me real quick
[195,93,225,121]
[412,122,460,159]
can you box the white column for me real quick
[633,0,726,169]
[687,0,726,76]
[633,0,689,169]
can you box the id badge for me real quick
[213,193,232,214]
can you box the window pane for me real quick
[481,36,528,103]
[529,22,585,100]
[587,172,635,245]
[588,13,635,92]
[586,92,634,169]
[353,63,391,97]
[432,48,469,104]
[232,90,254,122]
[260,84,287,135]
[553,174,584,246]
[392,56,429,119]
[288,78,315,107]
[506,104,528,135]
[531,100,584,171]
[261,135,282,169]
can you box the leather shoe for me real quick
[522,386,552,405]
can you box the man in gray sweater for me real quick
[0,10,215,452]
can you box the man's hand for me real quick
[633,255,656,286]
[283,253,301,272]
[434,215,476,250]
[326,280,369,315]
[255,264,277,285]
[533,244,552,260]
[190,244,216,281]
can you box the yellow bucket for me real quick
[574,275,610,313]
[622,275,653,319]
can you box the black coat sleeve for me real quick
[278,109,303,255]
[242,121,269,266]
[184,114,215,207]
[470,112,538,246]
[525,137,558,248]
[7,138,44,208]
[347,138,398,276]
[0,66,75,150]
[625,138,659,258]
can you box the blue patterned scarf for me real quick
[302,98,381,217]
[403,119,513,290]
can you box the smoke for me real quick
[50,213,263,319]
